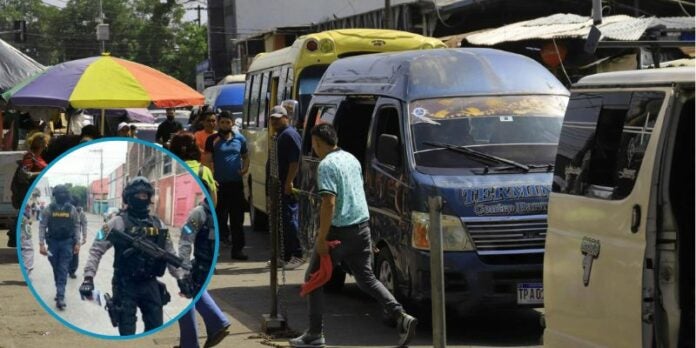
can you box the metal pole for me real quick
[99,0,105,53]
[262,136,286,333]
[428,195,447,348]
[196,5,202,27]
[100,149,103,214]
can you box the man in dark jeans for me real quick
[268,105,304,269]
[203,111,249,260]
[290,124,417,348]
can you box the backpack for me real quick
[10,158,35,209]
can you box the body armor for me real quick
[112,213,168,280]
[47,203,74,240]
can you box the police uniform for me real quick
[178,200,215,291]
[68,208,88,278]
[177,200,231,348]
[81,177,181,336]
[39,186,80,310]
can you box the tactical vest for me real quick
[47,203,74,241]
[191,203,214,288]
[112,213,168,280]
[193,203,214,264]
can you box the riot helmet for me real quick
[53,185,70,205]
[122,176,154,216]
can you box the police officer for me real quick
[177,198,215,296]
[39,185,81,310]
[79,177,181,335]
[68,206,88,279]
[177,196,231,348]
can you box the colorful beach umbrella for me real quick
[3,54,203,109]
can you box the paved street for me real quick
[0,212,543,347]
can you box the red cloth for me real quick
[300,240,341,297]
[22,152,47,172]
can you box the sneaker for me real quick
[203,322,231,348]
[230,250,248,261]
[69,273,77,279]
[396,312,418,347]
[289,331,325,348]
[284,257,305,270]
[56,298,66,310]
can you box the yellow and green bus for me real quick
[241,28,445,229]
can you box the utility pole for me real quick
[96,0,109,53]
[90,149,104,214]
[384,0,392,29]
[196,5,202,27]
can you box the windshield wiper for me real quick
[479,163,554,174]
[423,141,530,172]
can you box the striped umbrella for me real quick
[2,53,203,109]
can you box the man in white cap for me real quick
[269,105,304,269]
[117,122,131,137]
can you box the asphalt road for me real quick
[23,212,191,336]
[210,222,545,348]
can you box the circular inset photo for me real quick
[16,138,219,338]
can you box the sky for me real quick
[40,141,128,187]
[41,0,208,24]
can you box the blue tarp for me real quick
[213,83,245,109]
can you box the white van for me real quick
[544,67,694,347]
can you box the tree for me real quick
[0,0,62,64]
[161,22,208,87]
[68,185,88,208]
[1,0,204,87]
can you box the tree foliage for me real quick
[0,0,207,87]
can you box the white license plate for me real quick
[517,283,543,305]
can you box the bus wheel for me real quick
[376,247,399,297]
[248,179,268,232]
[324,266,346,293]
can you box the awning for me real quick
[465,13,695,46]
[0,38,45,92]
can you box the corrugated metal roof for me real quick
[575,66,694,87]
[466,13,695,46]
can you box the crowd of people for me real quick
[5,102,420,347]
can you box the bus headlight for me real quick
[319,39,334,53]
[411,211,475,251]
[305,39,319,52]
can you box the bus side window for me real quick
[243,75,254,126]
[285,67,294,102]
[278,65,289,103]
[259,71,270,128]
[248,73,261,128]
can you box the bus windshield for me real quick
[410,95,568,169]
[297,65,328,124]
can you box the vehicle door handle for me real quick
[580,237,601,286]
[631,205,641,233]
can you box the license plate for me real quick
[517,283,543,305]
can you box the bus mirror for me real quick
[377,134,401,167]
[281,100,299,123]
